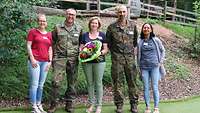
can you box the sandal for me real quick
[153,108,159,113]
[95,106,102,113]
[86,104,94,113]
[144,107,151,113]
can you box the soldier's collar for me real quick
[61,21,78,31]
[116,20,131,28]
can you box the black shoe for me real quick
[115,105,123,113]
[47,108,56,113]
[115,109,123,113]
[65,108,74,113]
[47,103,57,113]
[130,104,138,113]
[47,111,54,113]
[65,103,74,113]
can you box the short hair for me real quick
[116,4,127,12]
[65,8,77,14]
[88,16,102,31]
[37,13,46,21]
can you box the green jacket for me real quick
[52,22,82,58]
[106,20,138,55]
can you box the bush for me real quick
[0,0,53,100]
[190,1,200,58]
[165,52,190,80]
[144,18,160,24]
[0,0,36,100]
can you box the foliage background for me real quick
[0,0,113,101]
[190,1,200,58]
[0,0,57,100]
[0,0,36,100]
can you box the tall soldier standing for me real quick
[106,5,139,113]
[48,8,82,113]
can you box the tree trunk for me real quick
[97,0,101,15]
[172,0,177,21]
[33,6,65,16]
[147,0,151,18]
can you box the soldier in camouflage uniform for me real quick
[106,5,139,113]
[48,8,82,113]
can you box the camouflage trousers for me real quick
[111,53,139,107]
[49,57,78,108]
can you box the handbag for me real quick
[159,64,166,78]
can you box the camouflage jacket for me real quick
[52,22,82,58]
[106,20,138,55]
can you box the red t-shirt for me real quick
[27,28,52,62]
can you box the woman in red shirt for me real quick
[27,14,52,113]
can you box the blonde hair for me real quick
[116,4,127,12]
[37,13,46,22]
[88,16,101,31]
[65,8,77,15]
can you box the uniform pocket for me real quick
[71,37,79,45]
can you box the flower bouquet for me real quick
[79,40,102,62]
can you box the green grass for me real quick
[1,97,200,113]
[143,18,195,40]
[159,22,195,40]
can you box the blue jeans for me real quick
[28,60,48,105]
[141,66,160,108]
[82,62,106,106]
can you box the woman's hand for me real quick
[159,62,163,67]
[101,43,109,55]
[31,59,38,68]
[79,44,84,51]
[27,41,38,68]
[134,47,137,56]
[138,69,143,81]
[45,62,52,72]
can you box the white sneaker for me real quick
[37,104,47,113]
[31,105,41,113]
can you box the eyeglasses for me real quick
[67,13,76,16]
[38,20,47,23]
[118,11,126,14]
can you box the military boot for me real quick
[115,104,123,113]
[130,104,138,113]
[47,102,57,113]
[65,102,74,113]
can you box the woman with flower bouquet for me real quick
[79,16,108,113]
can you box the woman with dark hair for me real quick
[137,23,165,113]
